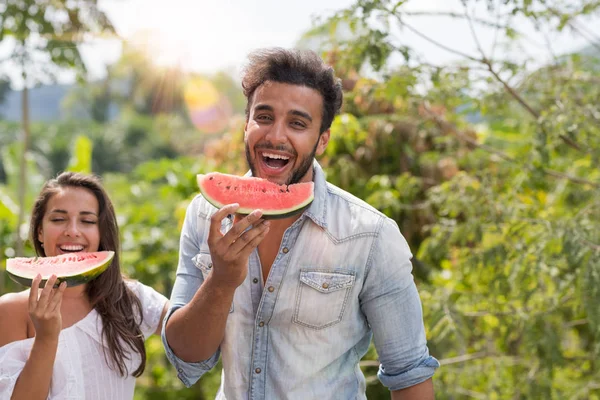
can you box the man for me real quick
[162,47,439,399]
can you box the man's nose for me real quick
[265,120,287,143]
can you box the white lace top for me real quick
[0,281,167,400]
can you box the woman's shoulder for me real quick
[0,290,30,347]
[125,279,167,307]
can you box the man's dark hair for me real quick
[242,47,343,134]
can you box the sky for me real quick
[2,0,599,86]
[93,0,599,75]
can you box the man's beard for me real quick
[245,138,319,186]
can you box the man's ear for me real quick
[316,129,330,156]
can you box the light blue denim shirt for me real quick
[162,161,439,399]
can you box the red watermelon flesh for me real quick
[197,172,314,219]
[6,251,114,288]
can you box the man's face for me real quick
[244,82,330,186]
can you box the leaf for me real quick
[67,135,93,174]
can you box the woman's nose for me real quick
[64,220,81,237]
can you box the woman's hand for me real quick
[28,274,67,343]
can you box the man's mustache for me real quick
[254,142,297,156]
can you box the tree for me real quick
[0,0,116,255]
[301,0,600,397]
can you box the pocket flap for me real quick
[192,253,213,275]
[299,270,355,293]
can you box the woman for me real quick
[0,172,169,399]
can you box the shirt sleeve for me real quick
[0,340,28,400]
[161,196,220,388]
[359,217,440,391]
[0,339,72,400]
[127,281,169,339]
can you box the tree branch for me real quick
[392,15,482,62]
[463,10,587,153]
[439,351,489,366]
[390,6,589,153]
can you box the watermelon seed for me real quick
[262,189,266,193]
[226,186,231,189]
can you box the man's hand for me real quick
[208,203,270,290]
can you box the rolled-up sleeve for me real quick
[359,217,439,391]
[161,196,220,387]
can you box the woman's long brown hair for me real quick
[29,172,146,377]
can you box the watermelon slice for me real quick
[6,251,114,288]
[197,172,314,219]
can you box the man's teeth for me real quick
[60,245,84,251]
[262,152,290,160]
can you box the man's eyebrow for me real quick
[253,104,312,122]
[254,104,274,112]
[290,110,312,122]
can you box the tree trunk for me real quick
[15,85,29,256]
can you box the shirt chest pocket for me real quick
[293,270,355,330]
[192,252,234,313]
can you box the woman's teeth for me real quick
[60,245,84,252]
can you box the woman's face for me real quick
[38,187,100,257]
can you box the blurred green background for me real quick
[1,0,599,398]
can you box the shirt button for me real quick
[253,278,259,284]
[282,247,289,254]
[268,286,275,292]
[322,283,329,289]
[208,262,212,268]
[259,322,264,327]
[255,368,262,374]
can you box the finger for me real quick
[208,203,240,245]
[29,274,42,311]
[48,281,67,312]
[229,220,270,255]
[237,222,270,259]
[221,210,265,247]
[38,275,58,309]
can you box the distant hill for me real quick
[0,84,73,121]
[0,83,119,122]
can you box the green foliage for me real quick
[67,135,92,174]
[306,0,600,397]
[2,0,600,398]
[0,0,116,83]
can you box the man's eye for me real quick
[292,121,306,128]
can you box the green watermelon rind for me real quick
[197,173,314,220]
[6,251,115,288]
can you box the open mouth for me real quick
[261,152,291,169]
[59,245,85,253]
